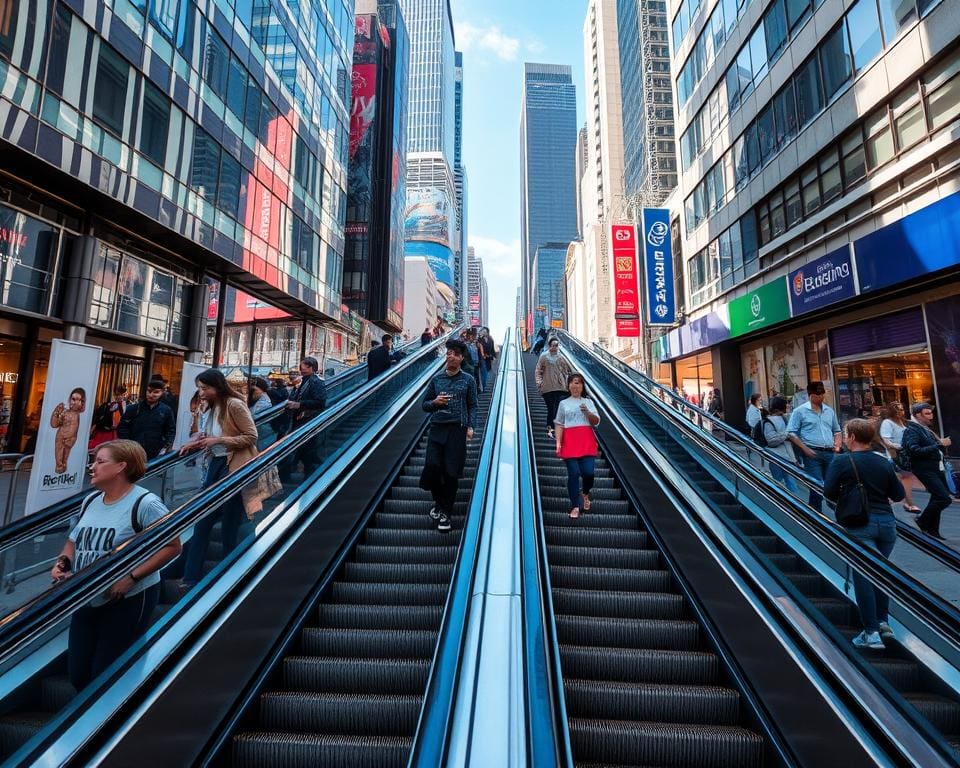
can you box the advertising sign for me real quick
[174,362,209,450]
[611,225,640,323]
[405,240,454,290]
[788,247,856,316]
[349,63,377,161]
[641,208,676,326]
[616,318,641,337]
[404,188,452,247]
[728,276,791,337]
[24,340,102,515]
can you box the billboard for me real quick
[404,187,452,248]
[641,208,676,326]
[611,225,640,326]
[405,240,454,290]
[788,247,856,316]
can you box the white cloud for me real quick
[456,21,521,62]
[525,38,547,56]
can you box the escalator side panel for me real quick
[593,415,881,766]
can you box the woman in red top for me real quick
[554,373,601,518]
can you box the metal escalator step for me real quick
[301,628,437,659]
[550,566,672,592]
[283,656,430,695]
[763,552,800,571]
[729,519,769,536]
[560,645,719,686]
[537,467,613,479]
[905,693,960,733]
[539,489,624,502]
[564,679,742,725]
[807,597,855,625]
[547,545,659,570]
[232,731,411,768]
[545,528,648,548]
[567,718,764,768]
[364,527,461,546]
[538,476,618,490]
[317,604,443,631]
[783,572,826,596]
[329,581,448,606]
[868,658,921,690]
[381,499,467,515]
[389,487,471,501]
[555,615,700,650]
[353,545,458,564]
[371,513,464,531]
[342,562,452,584]
[40,675,76,712]
[749,536,780,554]
[0,712,52,757]
[542,510,636,527]
[258,691,421,736]
[552,588,684,620]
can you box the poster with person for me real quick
[173,362,208,450]
[24,339,102,515]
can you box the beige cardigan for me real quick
[214,398,266,517]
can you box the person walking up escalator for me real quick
[554,373,600,519]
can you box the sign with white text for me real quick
[641,208,676,326]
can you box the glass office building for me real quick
[662,0,960,441]
[520,63,578,331]
[402,0,455,160]
[533,243,569,333]
[0,0,363,451]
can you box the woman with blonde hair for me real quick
[879,402,921,513]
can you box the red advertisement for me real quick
[616,318,641,337]
[611,224,640,337]
[350,63,377,160]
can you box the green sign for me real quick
[728,276,791,337]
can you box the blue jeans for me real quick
[182,456,244,585]
[770,462,800,495]
[478,360,489,391]
[846,514,897,632]
[801,449,835,512]
[564,457,595,510]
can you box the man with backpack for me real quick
[758,397,800,494]
[902,402,952,539]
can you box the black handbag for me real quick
[836,454,870,528]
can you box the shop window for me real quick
[801,164,821,214]
[865,107,895,169]
[893,86,926,149]
[841,129,867,188]
[846,0,882,72]
[833,353,933,424]
[92,43,130,138]
[140,82,170,165]
[877,0,915,44]
[819,149,842,204]
[795,54,823,127]
[0,205,60,315]
[819,24,852,100]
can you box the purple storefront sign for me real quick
[829,307,927,359]
[788,248,856,316]
[673,310,730,359]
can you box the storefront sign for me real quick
[855,190,960,293]
[611,224,640,323]
[24,340,102,515]
[788,247,856,316]
[728,277,790,337]
[616,318,640,337]
[641,208,676,326]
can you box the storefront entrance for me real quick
[0,339,22,453]
[674,351,714,407]
[832,352,934,424]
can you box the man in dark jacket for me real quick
[420,327,434,346]
[281,357,327,479]
[902,402,952,539]
[117,380,176,459]
[367,334,405,381]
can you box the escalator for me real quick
[523,357,766,767]
[557,337,960,759]
[221,368,497,766]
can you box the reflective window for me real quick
[846,0,882,72]
[877,0,916,43]
[842,130,867,186]
[819,25,852,100]
[801,165,820,214]
[217,151,242,217]
[926,69,960,131]
[190,128,220,201]
[757,105,775,163]
[795,55,822,126]
[150,0,178,38]
[819,149,842,203]
[893,88,925,148]
[763,0,788,61]
[93,44,129,137]
[785,0,811,30]
[226,56,247,119]
[140,82,170,165]
[865,108,895,168]
[748,26,768,82]
[203,28,229,93]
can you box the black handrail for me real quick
[562,331,960,573]
[556,332,960,652]
[0,331,458,665]
[0,336,431,554]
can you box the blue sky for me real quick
[451,0,587,335]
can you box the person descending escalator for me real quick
[535,337,572,439]
[419,338,477,533]
[553,373,600,519]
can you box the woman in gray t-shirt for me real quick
[52,440,181,690]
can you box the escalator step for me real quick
[560,645,719,685]
[329,581,448,606]
[750,536,780,554]
[550,566,672,592]
[542,511,636,527]
[869,658,921,690]
[0,712,52,757]
[904,693,960,733]
[568,718,764,768]
[301,628,437,659]
[547,545,659,570]
[539,489,624,502]
[342,562,452,584]
[283,656,430,695]
[258,691,421,736]
[808,597,855,625]
[783,572,826,596]
[371,514,464,532]
[353,545,458,564]
[380,499,467,515]
[545,528,648,549]
[555,615,700,650]
[729,520,769,536]
[389,487,471,502]
[317,604,443,631]
[363,527,461,546]
[552,589,684,620]
[40,675,76,713]
[564,679,742,725]
[232,732,411,768]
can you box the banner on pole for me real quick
[24,340,102,515]
[641,208,676,326]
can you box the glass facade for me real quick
[0,0,355,322]
[520,63,578,322]
[403,0,455,160]
[533,244,568,332]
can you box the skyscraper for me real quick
[520,63,578,334]
[454,51,468,321]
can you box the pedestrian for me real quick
[177,369,258,588]
[787,381,842,513]
[823,419,904,650]
[746,393,763,432]
[707,388,724,419]
[764,397,800,495]
[51,439,181,689]
[267,378,289,405]
[151,373,179,416]
[879,402,922,513]
[531,327,548,355]
[421,326,434,346]
[419,339,477,533]
[367,334,402,380]
[89,385,128,449]
[117,380,176,460]
[474,330,489,394]
[480,327,496,371]
[554,373,600,519]
[535,337,572,438]
[248,377,276,450]
[282,357,327,479]
[901,402,952,539]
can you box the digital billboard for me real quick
[405,240,454,294]
[404,188,452,248]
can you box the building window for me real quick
[846,0,882,72]
[841,129,867,187]
[819,24,852,100]
[795,54,823,127]
[925,53,960,131]
[190,127,220,201]
[877,0,916,44]
[763,0,788,62]
[93,44,130,137]
[864,107,894,169]
[893,87,925,149]
[801,165,820,214]
[819,149,842,203]
[140,82,170,165]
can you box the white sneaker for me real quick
[852,630,885,650]
[428,505,441,521]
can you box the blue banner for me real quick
[405,240,453,288]
[642,208,675,326]
[788,247,857,316]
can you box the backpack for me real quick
[751,417,771,448]
[80,490,151,533]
